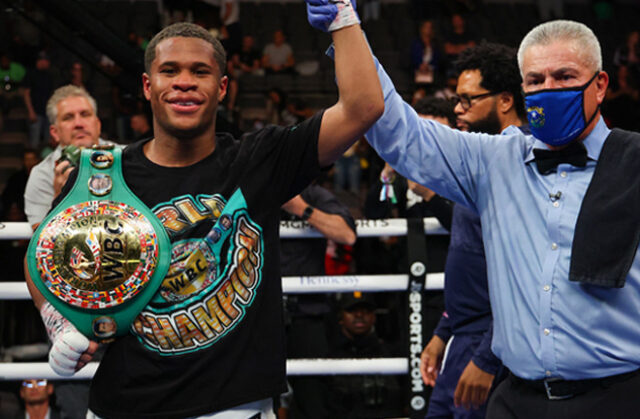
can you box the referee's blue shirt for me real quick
[367,57,640,381]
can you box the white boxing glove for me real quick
[328,0,361,32]
[40,302,90,376]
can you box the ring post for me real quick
[405,217,430,417]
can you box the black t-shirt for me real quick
[59,113,323,418]
[236,48,261,68]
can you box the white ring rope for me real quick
[0,274,444,300]
[0,358,409,380]
[0,218,448,240]
[0,222,32,240]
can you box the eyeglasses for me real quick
[22,380,47,388]
[453,92,499,110]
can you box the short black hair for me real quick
[454,41,525,118]
[413,97,456,127]
[145,22,226,76]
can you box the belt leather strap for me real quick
[511,369,640,400]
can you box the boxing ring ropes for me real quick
[0,218,447,417]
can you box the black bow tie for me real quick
[533,141,588,175]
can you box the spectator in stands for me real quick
[220,0,241,55]
[111,65,139,143]
[603,64,640,130]
[23,51,54,149]
[411,20,442,86]
[614,30,640,67]
[130,111,153,141]
[613,30,640,82]
[127,30,147,52]
[18,379,60,419]
[228,35,264,77]
[24,85,106,230]
[8,33,39,70]
[281,184,357,419]
[0,51,26,118]
[443,14,476,70]
[0,148,39,220]
[262,29,295,75]
[161,0,194,26]
[606,64,639,102]
[226,34,264,115]
[67,61,91,93]
[326,293,403,419]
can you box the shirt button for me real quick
[546,370,552,377]
[543,285,551,292]
[551,243,558,250]
[544,328,550,335]
[553,201,559,208]
[560,171,567,178]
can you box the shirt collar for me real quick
[523,117,610,164]
[502,125,528,136]
[52,146,63,161]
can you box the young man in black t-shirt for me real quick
[25,2,382,417]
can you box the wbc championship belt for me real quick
[27,145,171,342]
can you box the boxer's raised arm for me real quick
[305,0,384,167]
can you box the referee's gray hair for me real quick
[517,20,602,75]
[46,85,98,125]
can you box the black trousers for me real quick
[486,371,640,419]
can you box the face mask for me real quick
[524,72,599,147]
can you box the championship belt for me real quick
[27,145,171,342]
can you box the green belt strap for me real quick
[27,146,171,342]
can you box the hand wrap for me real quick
[40,302,90,376]
[328,0,360,32]
[305,0,359,32]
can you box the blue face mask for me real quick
[524,73,599,147]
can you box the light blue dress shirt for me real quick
[367,59,640,380]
